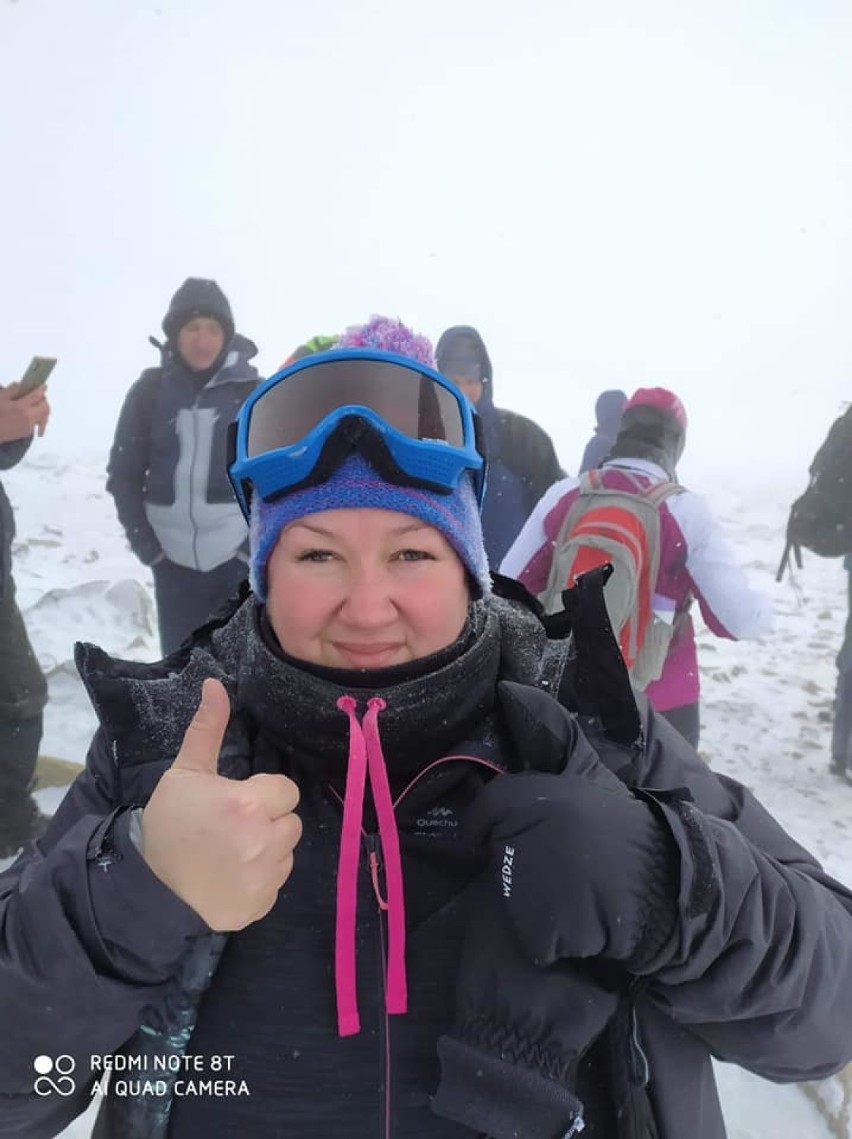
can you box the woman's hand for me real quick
[141,678,303,931]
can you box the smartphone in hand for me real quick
[13,356,57,399]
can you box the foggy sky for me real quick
[2,0,851,483]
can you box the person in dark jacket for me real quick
[435,325,564,568]
[831,555,852,779]
[106,278,262,656]
[579,388,627,472]
[0,378,50,858]
[2,320,852,1139]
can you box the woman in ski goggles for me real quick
[228,348,486,520]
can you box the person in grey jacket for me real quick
[579,388,627,472]
[0,378,50,858]
[1,324,852,1139]
[106,278,261,656]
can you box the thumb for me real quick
[172,677,230,775]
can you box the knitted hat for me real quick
[337,315,435,368]
[624,387,688,430]
[248,316,490,601]
[162,278,235,345]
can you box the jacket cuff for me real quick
[432,1036,585,1139]
[87,809,210,980]
[626,788,719,973]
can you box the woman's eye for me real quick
[397,548,435,562]
[297,549,334,563]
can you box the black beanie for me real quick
[161,278,235,345]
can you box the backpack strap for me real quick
[644,479,683,505]
[598,466,685,505]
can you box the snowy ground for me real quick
[2,449,851,1138]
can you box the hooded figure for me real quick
[435,326,564,568]
[502,386,771,748]
[0,383,51,858]
[3,326,852,1139]
[579,389,627,472]
[106,277,262,655]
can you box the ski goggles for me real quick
[227,348,486,519]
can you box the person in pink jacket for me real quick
[500,387,772,747]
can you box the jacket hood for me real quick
[594,390,627,432]
[162,277,235,345]
[435,326,494,408]
[225,333,259,363]
[73,593,570,780]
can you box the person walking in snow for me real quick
[579,388,627,472]
[0,378,50,857]
[435,325,564,568]
[107,278,262,656]
[2,322,851,1139]
[502,387,772,748]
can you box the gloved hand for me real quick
[432,881,620,1139]
[464,770,680,969]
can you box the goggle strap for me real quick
[226,419,238,471]
[257,418,457,505]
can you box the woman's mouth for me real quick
[333,643,404,668]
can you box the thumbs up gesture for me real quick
[141,678,302,931]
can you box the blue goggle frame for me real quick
[227,348,486,520]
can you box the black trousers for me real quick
[0,581,47,844]
[152,556,248,657]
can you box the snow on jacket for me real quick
[435,327,565,568]
[106,336,261,572]
[1,592,850,1139]
[500,457,773,710]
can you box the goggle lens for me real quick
[247,358,466,457]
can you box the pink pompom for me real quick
[337,315,435,368]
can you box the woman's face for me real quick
[266,508,470,670]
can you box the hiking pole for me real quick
[776,539,803,583]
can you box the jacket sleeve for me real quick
[634,700,852,1082]
[0,729,209,1135]
[667,490,773,639]
[105,372,163,566]
[499,476,579,590]
[0,437,32,471]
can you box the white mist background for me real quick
[1,0,851,482]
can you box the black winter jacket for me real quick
[1,590,851,1139]
[106,336,260,571]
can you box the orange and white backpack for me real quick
[537,470,685,689]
